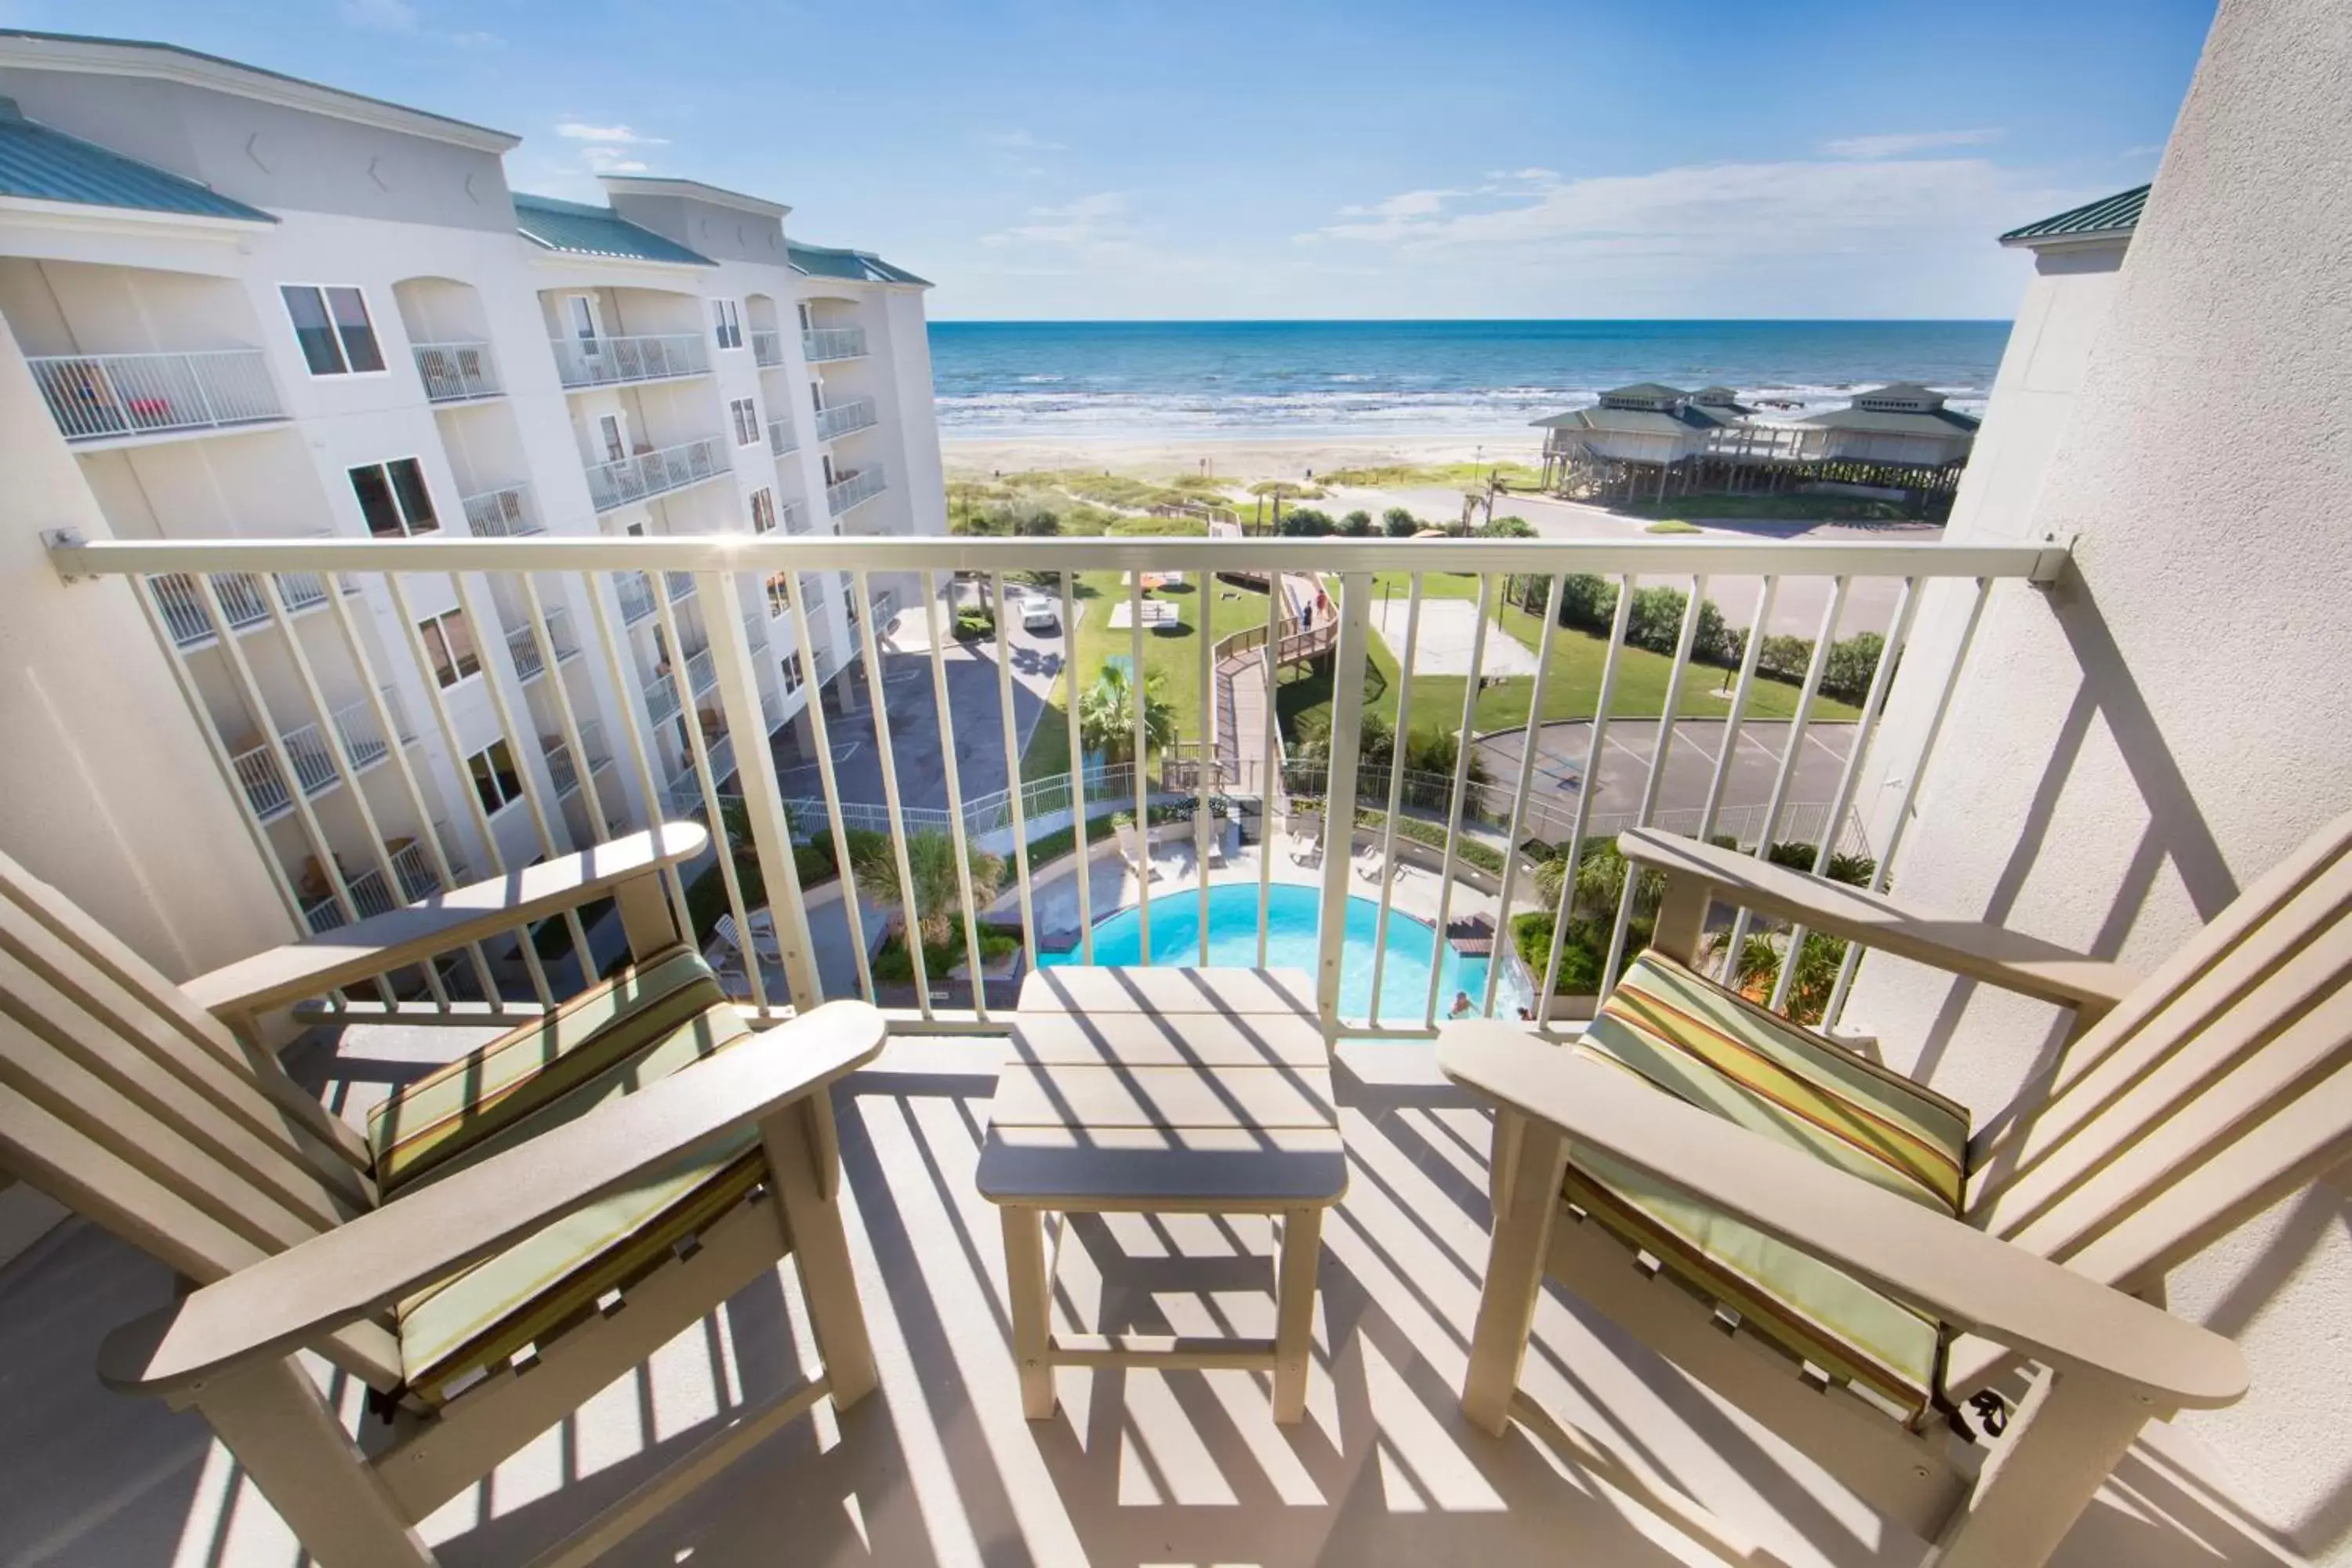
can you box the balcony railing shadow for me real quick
[0,1025,2299,1568]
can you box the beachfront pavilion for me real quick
[1790,383,1984,468]
[1530,382,1751,489]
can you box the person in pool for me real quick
[1450,989,1473,1018]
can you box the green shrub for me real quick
[953,608,995,640]
[1277,506,1336,536]
[1645,519,1702,534]
[1555,572,1619,631]
[1481,515,1535,539]
[871,926,1020,984]
[1823,630,1887,701]
[1511,910,1602,994]
[1382,506,1420,537]
[1340,509,1374,536]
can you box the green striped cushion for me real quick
[368,951,770,1406]
[366,946,720,1196]
[1567,950,1971,1421]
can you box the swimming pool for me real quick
[1040,881,1529,1023]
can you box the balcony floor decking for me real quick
[0,1028,2296,1568]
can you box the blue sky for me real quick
[12,0,2213,318]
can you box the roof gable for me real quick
[2000,184,2148,247]
[0,98,274,223]
[788,240,929,286]
[512,191,713,266]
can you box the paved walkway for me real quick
[1374,597,1541,677]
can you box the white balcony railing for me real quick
[801,325,867,362]
[768,417,799,457]
[615,571,659,627]
[27,348,283,443]
[389,839,440,902]
[667,571,696,604]
[548,332,710,389]
[782,499,813,535]
[54,529,2067,1030]
[506,605,579,681]
[461,482,540,537]
[583,436,731,514]
[826,465,887,517]
[813,396,879,443]
[328,697,393,772]
[144,567,357,649]
[751,328,783,367]
[412,339,501,402]
[546,720,612,800]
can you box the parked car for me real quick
[1022,597,1060,633]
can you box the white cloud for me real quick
[2119,143,2163,159]
[557,122,668,145]
[449,30,501,49]
[981,192,1132,250]
[339,0,416,33]
[579,147,649,175]
[1822,128,2001,159]
[985,129,1066,151]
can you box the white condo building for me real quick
[0,29,944,956]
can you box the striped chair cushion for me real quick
[1566,951,1971,1422]
[365,949,768,1406]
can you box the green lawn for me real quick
[1020,570,1279,782]
[1279,578,1860,743]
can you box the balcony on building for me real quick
[768,416,800,457]
[826,463,888,517]
[411,339,501,403]
[27,347,287,445]
[506,604,584,683]
[800,325,867,362]
[813,394,879,444]
[583,435,733,514]
[750,327,783,368]
[143,559,361,651]
[461,480,542,537]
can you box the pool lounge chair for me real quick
[1440,813,2352,1568]
[0,828,887,1568]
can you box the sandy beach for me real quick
[939,428,1544,485]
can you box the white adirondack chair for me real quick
[0,825,887,1568]
[1442,811,2352,1568]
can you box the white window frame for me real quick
[279,282,389,379]
[711,298,742,350]
[780,650,805,694]
[729,397,760,447]
[466,739,524,815]
[416,607,481,689]
[596,412,631,466]
[348,456,439,538]
[750,487,777,535]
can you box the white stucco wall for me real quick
[1842,0,2352,1555]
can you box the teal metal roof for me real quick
[0,98,274,222]
[512,192,713,266]
[2000,185,2148,245]
[787,241,930,287]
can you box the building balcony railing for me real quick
[412,339,501,402]
[750,328,783,367]
[389,838,441,902]
[826,465,888,517]
[583,436,731,514]
[461,481,540,538]
[801,325,867,362]
[664,730,737,815]
[144,564,360,650]
[506,605,580,682]
[301,864,400,935]
[615,570,659,627]
[782,499,813,535]
[546,720,615,800]
[667,570,696,604]
[54,528,2067,1033]
[768,417,799,457]
[548,332,710,390]
[27,348,284,444]
[813,396,879,443]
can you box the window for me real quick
[780,651,805,694]
[417,608,480,688]
[281,285,385,376]
[797,301,813,332]
[764,569,793,618]
[597,413,629,465]
[350,459,437,538]
[750,487,777,535]
[565,295,603,354]
[711,299,742,350]
[467,739,523,814]
[730,397,760,447]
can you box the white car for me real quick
[1022,597,1060,633]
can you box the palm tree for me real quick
[849,829,1005,949]
[1077,663,1176,764]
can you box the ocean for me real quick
[926,319,2009,441]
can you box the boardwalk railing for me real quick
[50,532,2061,1034]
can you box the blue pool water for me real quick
[1040,881,1528,1023]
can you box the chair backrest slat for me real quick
[0,849,371,1175]
[0,851,376,1273]
[0,898,370,1214]
[0,949,358,1240]
[1966,810,2352,1287]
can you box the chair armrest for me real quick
[97,999,884,1399]
[1438,1022,2245,1410]
[1620,827,2140,1014]
[184,823,710,1019]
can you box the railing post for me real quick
[701,568,822,1010]
[1315,571,1372,1036]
